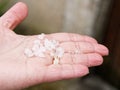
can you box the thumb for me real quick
[0,2,28,30]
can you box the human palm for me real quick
[0,2,108,90]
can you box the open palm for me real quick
[0,2,108,90]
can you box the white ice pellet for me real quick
[44,39,59,51]
[44,39,54,50]
[34,40,41,45]
[24,48,34,57]
[44,39,50,47]
[33,49,45,57]
[37,53,45,57]
[38,33,45,39]
[32,44,40,52]
[53,58,59,65]
[35,52,45,57]
[51,40,59,47]
[55,47,64,58]
[39,45,46,52]
[32,44,46,57]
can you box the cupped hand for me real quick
[0,2,109,90]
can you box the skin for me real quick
[0,2,109,90]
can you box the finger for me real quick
[47,33,97,43]
[43,64,89,82]
[60,42,109,56]
[60,53,103,67]
[0,2,28,30]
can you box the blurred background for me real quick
[0,0,120,90]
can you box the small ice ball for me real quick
[53,59,59,65]
[33,50,45,57]
[55,47,64,58]
[24,48,34,57]
[32,44,40,52]
[38,33,45,39]
[34,40,41,45]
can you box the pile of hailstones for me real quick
[24,33,64,64]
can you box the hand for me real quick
[0,2,109,90]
